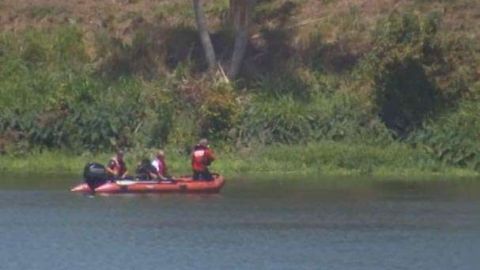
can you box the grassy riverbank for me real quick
[1,142,477,180]
[0,0,479,177]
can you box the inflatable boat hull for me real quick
[71,175,225,194]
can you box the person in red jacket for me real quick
[106,150,128,180]
[191,138,215,181]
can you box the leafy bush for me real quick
[410,101,480,170]
[0,28,174,153]
[198,80,241,139]
[239,95,314,144]
[238,92,391,145]
[0,27,88,109]
[359,11,446,137]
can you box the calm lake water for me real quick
[0,175,479,270]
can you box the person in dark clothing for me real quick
[135,158,158,181]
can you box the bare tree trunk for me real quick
[193,0,217,70]
[228,0,255,79]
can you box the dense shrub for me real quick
[166,75,242,144]
[0,80,175,153]
[238,92,391,145]
[359,11,446,137]
[0,28,174,153]
[238,95,314,144]
[410,101,480,170]
[0,2,478,177]
[198,80,241,139]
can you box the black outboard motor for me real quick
[83,162,108,190]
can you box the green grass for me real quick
[0,142,477,180]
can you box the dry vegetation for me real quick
[1,0,478,50]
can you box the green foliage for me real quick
[252,142,439,176]
[2,142,477,179]
[0,79,170,152]
[356,10,476,138]
[165,75,242,143]
[0,1,479,178]
[238,92,391,145]
[0,28,174,153]
[198,80,241,139]
[252,74,312,98]
[0,27,88,110]
[410,101,480,170]
[359,11,445,136]
[239,95,314,144]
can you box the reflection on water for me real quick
[0,175,478,270]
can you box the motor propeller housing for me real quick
[83,162,108,190]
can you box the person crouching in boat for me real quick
[106,150,128,181]
[191,138,215,181]
[151,150,170,181]
[136,158,158,181]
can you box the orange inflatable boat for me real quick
[71,175,225,194]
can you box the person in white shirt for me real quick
[151,150,169,181]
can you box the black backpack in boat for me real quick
[83,162,108,189]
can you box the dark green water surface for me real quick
[0,175,479,269]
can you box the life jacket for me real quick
[108,157,127,177]
[191,145,214,172]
